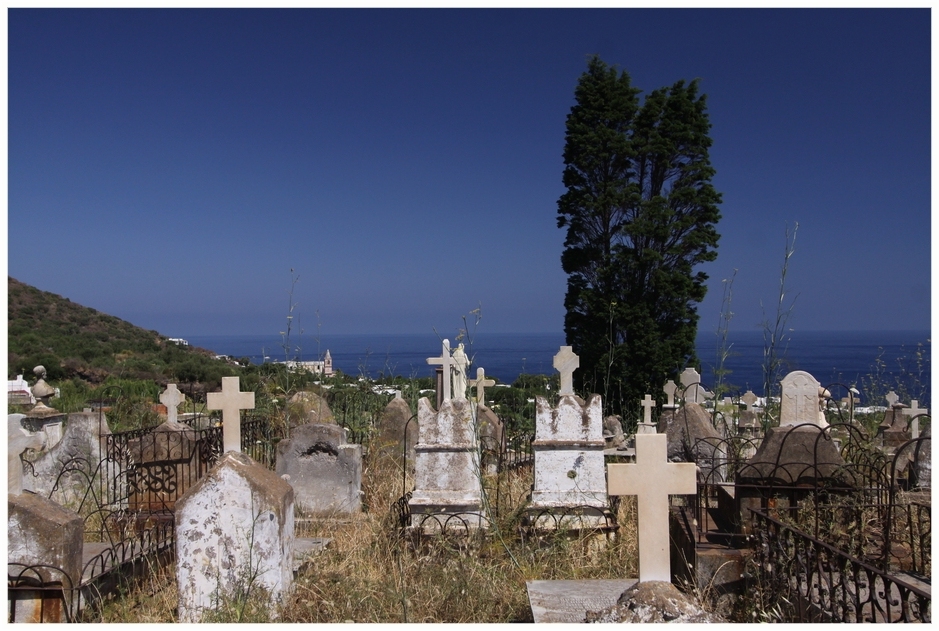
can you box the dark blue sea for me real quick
[185,330,930,403]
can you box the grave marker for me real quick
[741,390,758,411]
[662,380,678,408]
[160,383,185,425]
[885,391,900,408]
[469,367,495,405]
[779,371,821,427]
[607,433,696,582]
[553,346,579,396]
[679,367,708,404]
[206,376,254,453]
[903,400,929,439]
[638,394,657,434]
[426,339,454,402]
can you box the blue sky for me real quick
[7,8,932,338]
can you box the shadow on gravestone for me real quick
[275,423,362,517]
[25,411,112,502]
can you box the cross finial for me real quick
[426,339,454,402]
[641,394,656,425]
[160,384,185,425]
[607,433,696,582]
[553,346,579,396]
[206,376,255,453]
[469,367,496,405]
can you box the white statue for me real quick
[452,343,469,400]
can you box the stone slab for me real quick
[526,579,637,623]
[293,537,331,572]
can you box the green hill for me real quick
[7,276,237,387]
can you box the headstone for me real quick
[553,346,579,396]
[206,376,255,453]
[662,380,679,409]
[679,367,709,404]
[376,396,416,463]
[8,492,84,622]
[469,367,495,405]
[658,402,724,475]
[741,390,759,411]
[24,410,112,499]
[607,433,696,582]
[885,391,900,407]
[603,415,627,450]
[637,395,657,434]
[903,400,929,440]
[451,343,469,400]
[526,579,637,623]
[779,371,822,427]
[477,403,504,476]
[127,420,199,513]
[9,419,44,495]
[530,394,607,517]
[176,451,294,622]
[160,384,185,425]
[275,423,362,516]
[426,339,454,402]
[289,390,335,425]
[408,397,486,530]
[912,424,931,489]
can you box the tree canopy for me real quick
[557,55,721,420]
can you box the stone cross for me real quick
[679,367,705,403]
[741,390,758,411]
[903,400,929,439]
[641,395,656,425]
[662,380,678,407]
[607,433,696,582]
[886,391,900,407]
[452,343,469,400]
[553,346,579,396]
[206,376,255,453]
[469,367,495,405]
[426,339,454,402]
[160,384,185,425]
[779,370,821,427]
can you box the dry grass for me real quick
[88,451,639,623]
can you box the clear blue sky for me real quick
[7,8,931,338]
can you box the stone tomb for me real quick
[8,492,85,622]
[275,423,362,516]
[176,451,294,622]
[408,397,486,531]
[375,394,417,463]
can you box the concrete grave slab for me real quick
[526,579,637,623]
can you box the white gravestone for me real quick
[637,395,657,434]
[779,371,822,427]
[469,367,495,405]
[903,400,929,439]
[679,367,709,404]
[741,390,759,411]
[160,383,185,425]
[885,391,900,407]
[206,376,255,453]
[662,380,679,409]
[607,433,696,582]
[531,394,607,514]
[553,346,579,396]
[452,343,469,400]
[426,339,454,402]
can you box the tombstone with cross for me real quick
[637,394,657,434]
[779,371,822,427]
[903,400,929,439]
[469,367,495,405]
[426,339,454,403]
[553,346,579,397]
[679,367,710,404]
[662,380,679,409]
[607,433,696,582]
[160,384,185,425]
[206,376,255,454]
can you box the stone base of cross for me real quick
[607,433,696,583]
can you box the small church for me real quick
[283,350,334,377]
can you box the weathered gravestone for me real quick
[603,415,627,450]
[23,410,112,500]
[375,394,416,463]
[658,401,724,482]
[607,433,697,582]
[9,415,44,495]
[779,370,825,427]
[679,367,711,404]
[175,451,294,622]
[526,579,637,623]
[289,390,335,425]
[912,424,931,489]
[584,580,723,623]
[903,400,928,440]
[476,403,504,476]
[206,376,254,454]
[8,492,84,622]
[275,423,362,516]
[408,397,486,531]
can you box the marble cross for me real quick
[160,383,185,425]
[469,367,495,405]
[903,400,929,439]
[426,339,454,402]
[679,367,704,403]
[662,380,678,407]
[607,433,696,582]
[641,394,656,425]
[207,376,255,453]
[741,390,758,411]
[553,346,580,396]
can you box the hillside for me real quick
[8,276,236,386]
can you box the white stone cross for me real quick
[741,390,758,411]
[679,367,705,403]
[160,384,185,425]
[607,433,696,582]
[469,367,495,405]
[903,400,929,439]
[662,380,678,407]
[207,376,255,453]
[452,343,469,400]
[553,346,579,396]
[886,391,900,407]
[641,394,656,425]
[426,339,454,402]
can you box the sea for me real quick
[185,330,931,402]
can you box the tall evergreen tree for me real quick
[558,56,721,420]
